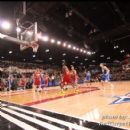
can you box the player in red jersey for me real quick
[60,63,72,94]
[34,68,42,92]
[70,65,79,93]
[18,74,27,90]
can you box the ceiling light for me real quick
[72,61,75,64]
[1,56,4,59]
[80,63,83,65]
[100,55,104,57]
[65,12,69,18]
[92,51,95,54]
[73,46,76,50]
[50,39,55,43]
[9,51,12,54]
[1,21,11,30]
[45,49,49,52]
[68,44,71,48]
[87,51,91,55]
[57,41,61,45]
[114,45,119,49]
[84,58,88,61]
[69,10,73,16]
[107,57,110,60]
[76,48,79,51]
[62,59,65,62]
[120,50,125,53]
[49,57,52,60]
[80,49,83,52]
[75,56,78,59]
[63,42,67,47]
[83,50,87,53]
[32,54,36,58]
[62,53,66,56]
[42,35,49,42]
[92,60,96,62]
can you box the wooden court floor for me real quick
[1,81,130,129]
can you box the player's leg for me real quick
[60,82,65,95]
[74,77,79,93]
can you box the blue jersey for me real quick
[41,77,44,85]
[102,72,110,81]
[101,66,110,81]
[86,72,91,81]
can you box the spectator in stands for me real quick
[26,75,33,89]
[18,74,27,90]
[7,74,13,91]
[0,79,5,91]
[12,75,18,90]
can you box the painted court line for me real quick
[0,90,32,97]
[24,87,100,106]
[2,107,64,130]
[0,111,38,130]
[9,105,91,130]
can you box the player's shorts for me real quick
[102,73,110,82]
[34,79,41,86]
[41,79,44,87]
[86,76,90,81]
[62,74,72,84]
[45,80,48,86]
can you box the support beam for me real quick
[23,1,26,15]
[110,2,127,24]
[29,8,87,40]
[29,2,58,14]
[88,23,130,44]
[0,33,29,46]
[51,19,86,40]
[62,2,99,30]
[113,34,130,42]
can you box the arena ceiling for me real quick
[0,1,130,68]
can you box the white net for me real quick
[18,22,38,52]
[30,41,39,53]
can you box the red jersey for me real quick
[34,72,41,86]
[45,74,49,85]
[19,77,26,87]
[62,66,72,84]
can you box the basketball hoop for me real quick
[30,41,39,53]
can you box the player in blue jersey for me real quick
[100,63,110,86]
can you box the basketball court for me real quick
[0,2,130,130]
[1,81,130,130]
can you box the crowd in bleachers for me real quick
[109,63,130,81]
[0,59,130,91]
